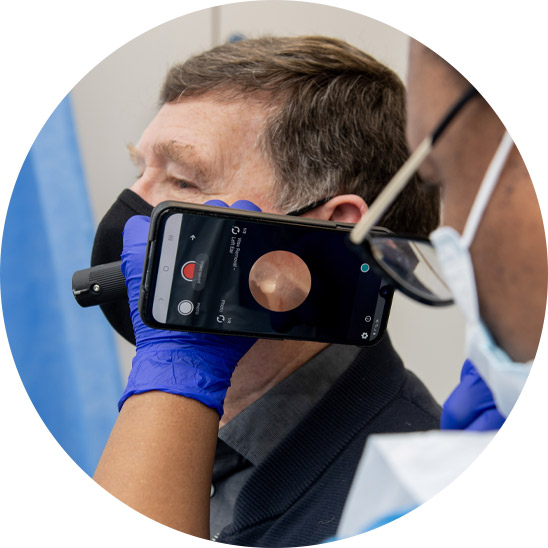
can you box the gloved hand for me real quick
[118,199,261,417]
[441,359,505,431]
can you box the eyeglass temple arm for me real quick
[349,86,479,246]
[349,136,432,244]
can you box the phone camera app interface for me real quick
[153,210,387,345]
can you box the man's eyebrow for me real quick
[153,140,210,183]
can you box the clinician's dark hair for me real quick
[161,36,439,235]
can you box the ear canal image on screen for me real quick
[248,250,312,312]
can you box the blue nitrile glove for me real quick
[441,359,505,431]
[118,200,261,417]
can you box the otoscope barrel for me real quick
[72,261,127,307]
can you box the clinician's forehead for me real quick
[407,41,470,114]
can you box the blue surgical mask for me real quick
[430,132,532,417]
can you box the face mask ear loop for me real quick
[461,131,514,249]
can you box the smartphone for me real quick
[139,201,393,346]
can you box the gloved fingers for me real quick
[466,407,505,431]
[123,203,257,348]
[121,215,150,278]
[441,360,499,429]
[460,358,477,381]
[231,200,262,212]
[118,201,263,417]
[121,215,151,304]
[123,214,151,245]
[204,199,230,208]
[204,198,262,212]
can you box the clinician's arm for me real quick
[94,391,218,537]
[94,213,256,537]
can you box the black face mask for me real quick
[91,188,153,345]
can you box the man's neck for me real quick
[220,339,329,427]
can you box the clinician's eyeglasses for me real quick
[349,86,479,306]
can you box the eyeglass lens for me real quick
[368,236,452,303]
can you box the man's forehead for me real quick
[141,97,268,156]
[158,95,267,128]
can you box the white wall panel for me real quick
[71,9,213,224]
[218,1,409,80]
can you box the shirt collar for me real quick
[218,344,360,466]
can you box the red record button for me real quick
[182,261,196,281]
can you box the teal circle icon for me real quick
[360,263,370,273]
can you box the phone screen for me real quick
[144,208,392,345]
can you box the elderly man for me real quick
[93,36,442,546]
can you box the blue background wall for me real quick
[1,96,122,476]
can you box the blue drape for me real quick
[1,95,122,476]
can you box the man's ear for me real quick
[302,194,368,223]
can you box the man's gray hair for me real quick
[161,36,439,236]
